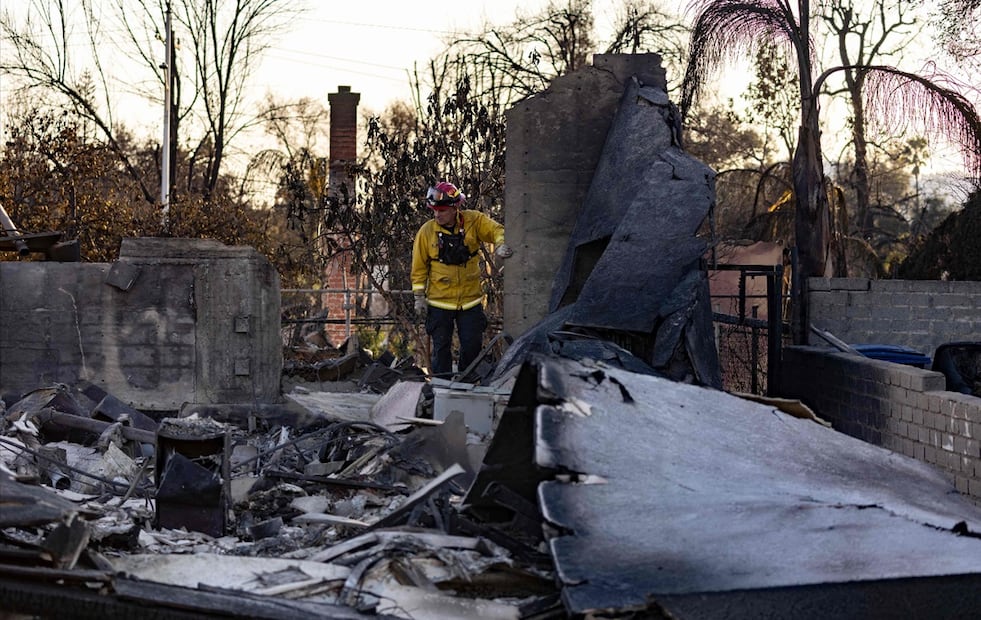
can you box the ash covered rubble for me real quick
[0,371,559,619]
[6,53,981,620]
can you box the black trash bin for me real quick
[931,342,981,396]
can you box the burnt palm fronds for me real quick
[858,66,981,183]
[681,0,812,117]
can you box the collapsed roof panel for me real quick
[526,357,981,616]
[549,79,714,324]
[499,74,723,388]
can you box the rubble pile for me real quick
[0,376,561,619]
[282,333,428,392]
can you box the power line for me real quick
[270,48,412,72]
[3,9,470,41]
[261,53,410,84]
[300,17,463,38]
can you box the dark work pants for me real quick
[425,305,488,377]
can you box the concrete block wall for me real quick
[775,346,981,503]
[808,278,981,357]
[0,238,282,411]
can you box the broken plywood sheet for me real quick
[111,553,350,592]
[285,390,381,423]
[369,381,426,432]
[0,472,81,527]
[529,357,981,615]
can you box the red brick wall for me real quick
[322,249,354,346]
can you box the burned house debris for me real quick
[545,78,720,387]
[6,349,981,618]
[0,202,79,262]
[501,357,981,617]
[4,53,981,619]
[1,379,558,618]
[154,417,231,537]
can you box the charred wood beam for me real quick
[0,567,376,619]
[262,469,402,493]
[0,563,111,584]
[34,409,156,445]
[369,463,466,530]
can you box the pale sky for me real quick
[0,0,558,135]
[254,1,552,115]
[1,1,972,184]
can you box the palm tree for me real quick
[681,0,981,343]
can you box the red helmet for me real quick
[426,181,465,209]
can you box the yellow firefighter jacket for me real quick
[411,209,505,310]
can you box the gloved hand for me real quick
[495,243,513,259]
[414,293,428,319]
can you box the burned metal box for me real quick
[154,417,230,536]
[432,383,509,436]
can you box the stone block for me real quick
[914,370,947,392]
[956,476,970,494]
[827,277,872,291]
[806,278,832,291]
[969,439,981,459]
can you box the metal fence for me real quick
[281,287,413,347]
[283,263,788,395]
[708,263,788,395]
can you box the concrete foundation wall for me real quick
[503,53,667,338]
[0,238,282,411]
[775,346,981,502]
[808,277,981,357]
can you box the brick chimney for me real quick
[323,86,361,346]
[327,85,360,200]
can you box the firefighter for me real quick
[411,181,512,377]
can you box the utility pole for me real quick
[160,2,173,229]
